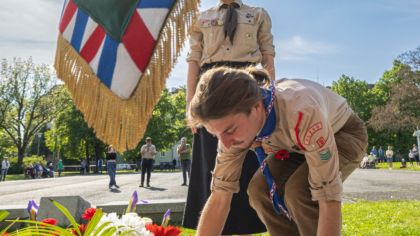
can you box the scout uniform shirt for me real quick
[186,0,275,66]
[141,144,157,160]
[211,79,354,202]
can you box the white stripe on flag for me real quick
[110,44,142,99]
[137,8,169,40]
[62,9,78,42]
[80,17,99,49]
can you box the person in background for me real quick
[177,137,192,186]
[1,157,10,181]
[370,146,378,158]
[106,145,119,189]
[97,158,103,174]
[408,149,416,167]
[184,0,275,234]
[57,159,64,177]
[139,137,157,187]
[412,144,419,166]
[378,146,385,163]
[386,146,394,169]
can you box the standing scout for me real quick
[139,137,157,187]
[177,137,192,186]
[184,0,275,234]
[188,67,368,236]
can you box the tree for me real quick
[123,87,191,162]
[370,62,419,132]
[331,75,375,121]
[0,58,65,165]
[368,47,419,152]
[43,86,107,171]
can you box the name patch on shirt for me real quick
[304,122,323,145]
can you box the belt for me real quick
[200,61,256,73]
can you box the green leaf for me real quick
[93,221,113,236]
[84,208,103,236]
[0,210,9,222]
[50,199,81,235]
[101,226,117,236]
[5,219,74,236]
[0,217,16,235]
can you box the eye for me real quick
[225,127,236,135]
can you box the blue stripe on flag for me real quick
[97,36,118,88]
[70,9,89,52]
[137,0,176,9]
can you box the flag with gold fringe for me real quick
[55,0,200,151]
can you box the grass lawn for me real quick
[181,201,420,236]
[376,162,420,171]
[3,169,182,181]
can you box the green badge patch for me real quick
[320,149,331,161]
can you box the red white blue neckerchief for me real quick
[254,82,291,220]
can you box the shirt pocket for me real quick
[235,12,259,52]
[199,18,224,59]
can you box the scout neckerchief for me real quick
[254,82,291,220]
[220,2,240,44]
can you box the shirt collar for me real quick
[218,0,243,9]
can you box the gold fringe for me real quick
[54,0,201,152]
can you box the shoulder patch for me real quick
[303,122,323,145]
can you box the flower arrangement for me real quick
[0,191,181,236]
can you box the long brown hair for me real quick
[189,66,270,126]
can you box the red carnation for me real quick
[275,149,290,160]
[41,218,58,225]
[146,224,181,236]
[82,208,96,220]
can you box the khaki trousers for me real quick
[248,113,368,236]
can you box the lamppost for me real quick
[37,133,42,156]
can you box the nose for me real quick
[220,135,234,149]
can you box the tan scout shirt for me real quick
[211,79,354,202]
[141,144,157,160]
[187,0,275,66]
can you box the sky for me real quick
[0,0,419,88]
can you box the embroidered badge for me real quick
[319,149,331,161]
[316,136,326,148]
[275,149,290,160]
[303,122,323,145]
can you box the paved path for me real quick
[0,169,419,207]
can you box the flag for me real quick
[55,0,200,151]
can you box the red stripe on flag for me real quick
[122,11,156,72]
[80,26,106,63]
[59,0,78,33]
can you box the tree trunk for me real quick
[17,148,25,170]
[85,140,90,173]
[93,140,103,173]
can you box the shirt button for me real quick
[226,48,230,51]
